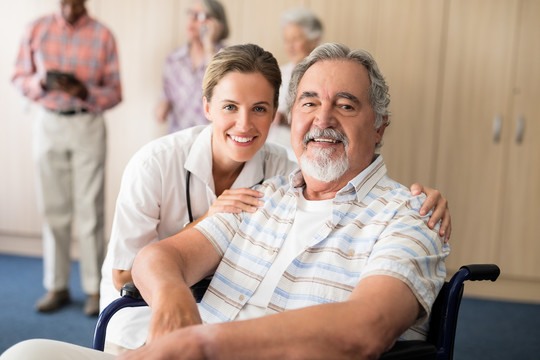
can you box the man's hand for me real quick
[55,75,88,100]
[118,326,208,360]
[410,183,451,243]
[46,71,88,100]
[130,228,220,343]
[145,286,203,344]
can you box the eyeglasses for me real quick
[187,10,210,22]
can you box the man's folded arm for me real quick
[118,273,420,360]
[209,274,420,359]
[131,227,221,342]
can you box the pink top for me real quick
[160,43,223,133]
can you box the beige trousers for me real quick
[33,108,106,294]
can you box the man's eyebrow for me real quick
[298,91,318,101]
[336,92,360,105]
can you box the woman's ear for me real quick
[203,96,212,122]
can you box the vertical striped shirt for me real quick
[12,12,122,113]
[196,155,450,340]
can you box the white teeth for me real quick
[230,135,254,143]
[313,138,339,143]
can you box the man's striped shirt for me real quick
[195,155,450,340]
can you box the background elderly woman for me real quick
[268,7,323,151]
[154,0,229,133]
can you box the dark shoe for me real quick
[35,290,71,312]
[84,294,100,316]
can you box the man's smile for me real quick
[310,137,341,144]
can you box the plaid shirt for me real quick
[12,12,121,113]
[196,155,449,340]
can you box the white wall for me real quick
[0,0,308,254]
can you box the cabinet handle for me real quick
[515,116,525,144]
[492,115,502,143]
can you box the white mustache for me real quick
[302,128,348,147]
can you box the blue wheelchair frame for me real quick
[93,265,500,360]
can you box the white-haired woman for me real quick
[269,7,323,151]
[155,0,229,133]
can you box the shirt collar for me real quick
[185,125,214,187]
[288,154,387,202]
[55,12,91,29]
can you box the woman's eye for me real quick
[253,106,267,113]
[224,104,237,111]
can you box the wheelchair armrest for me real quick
[460,264,500,282]
[379,340,437,360]
[92,288,148,351]
[120,282,142,299]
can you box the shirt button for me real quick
[347,249,355,256]
[268,249,275,256]
[239,295,245,301]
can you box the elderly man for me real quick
[11,0,122,316]
[1,43,449,359]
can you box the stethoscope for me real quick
[184,170,265,227]
[186,171,195,224]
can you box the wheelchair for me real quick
[93,264,500,360]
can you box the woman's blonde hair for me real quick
[202,44,281,107]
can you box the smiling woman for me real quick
[98,43,298,354]
[205,71,275,172]
[201,44,285,193]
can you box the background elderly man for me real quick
[1,42,449,359]
[11,0,122,316]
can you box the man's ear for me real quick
[376,116,389,141]
[203,96,212,122]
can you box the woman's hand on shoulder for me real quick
[410,183,451,243]
[208,188,264,217]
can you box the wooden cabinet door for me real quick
[375,0,446,186]
[498,0,540,279]
[435,0,519,269]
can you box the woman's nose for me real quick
[235,109,252,131]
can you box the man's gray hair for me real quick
[280,7,323,41]
[287,42,390,131]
